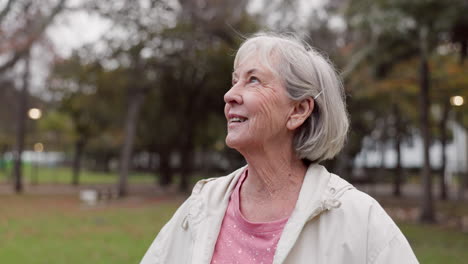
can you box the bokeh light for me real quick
[28,108,42,120]
[34,142,44,152]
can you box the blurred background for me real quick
[0,0,467,263]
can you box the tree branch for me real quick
[34,0,67,36]
[0,0,67,74]
[0,49,27,73]
[340,44,373,80]
[0,0,15,24]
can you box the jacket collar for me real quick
[273,163,355,264]
[192,163,353,213]
[187,166,247,264]
[188,164,354,264]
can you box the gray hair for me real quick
[234,33,349,162]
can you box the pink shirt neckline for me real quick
[232,169,289,234]
[210,168,290,264]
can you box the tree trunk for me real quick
[97,153,111,173]
[118,91,145,197]
[146,152,153,171]
[13,56,30,193]
[458,111,467,201]
[393,103,402,197]
[439,100,449,200]
[158,148,173,186]
[0,0,66,74]
[464,125,468,201]
[335,144,351,180]
[179,143,194,193]
[72,138,85,186]
[178,117,196,192]
[460,39,467,64]
[0,145,7,173]
[418,27,435,223]
[379,117,388,178]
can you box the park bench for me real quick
[79,188,118,205]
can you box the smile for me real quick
[229,117,248,123]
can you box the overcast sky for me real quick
[46,0,326,58]
[47,9,111,58]
[28,0,327,98]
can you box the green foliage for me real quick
[48,55,127,161]
[340,0,468,160]
[35,110,75,151]
[0,85,19,151]
[136,14,259,157]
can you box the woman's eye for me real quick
[232,79,238,85]
[249,76,260,84]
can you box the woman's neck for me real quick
[236,143,307,222]
[239,141,307,200]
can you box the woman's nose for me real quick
[224,83,243,105]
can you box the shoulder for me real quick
[339,188,379,214]
[320,187,386,237]
[324,172,392,225]
[140,167,247,264]
[338,189,418,264]
[337,188,399,236]
[339,189,396,231]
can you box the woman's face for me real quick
[224,55,295,151]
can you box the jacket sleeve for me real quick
[366,199,419,264]
[140,198,193,264]
[371,232,419,264]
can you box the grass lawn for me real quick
[0,195,180,264]
[0,166,210,186]
[0,166,157,185]
[400,223,468,264]
[1,194,467,263]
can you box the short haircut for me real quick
[234,33,349,163]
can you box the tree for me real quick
[36,110,75,153]
[434,53,468,200]
[84,0,258,195]
[0,0,66,74]
[157,3,258,191]
[83,0,178,197]
[344,0,467,223]
[0,80,18,176]
[49,55,125,185]
[1,0,67,193]
[371,58,421,196]
[12,54,30,192]
[431,54,468,200]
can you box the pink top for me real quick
[211,169,289,264]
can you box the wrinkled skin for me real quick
[223,55,314,222]
[224,57,295,152]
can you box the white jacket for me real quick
[141,164,419,264]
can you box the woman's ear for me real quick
[287,97,314,130]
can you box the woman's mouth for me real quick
[229,117,248,123]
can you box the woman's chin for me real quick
[225,137,239,149]
[225,135,250,150]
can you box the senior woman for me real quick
[141,33,418,264]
